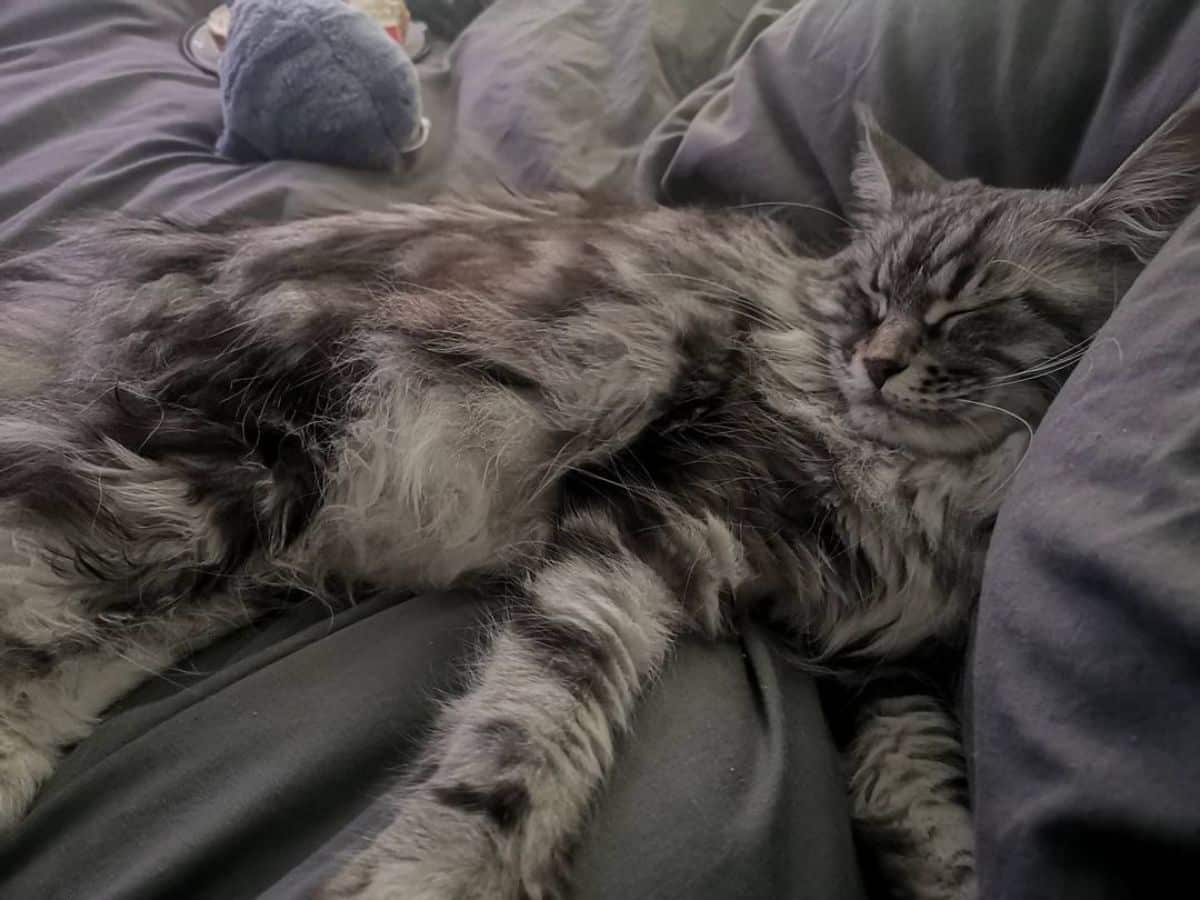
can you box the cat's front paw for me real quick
[316,794,521,900]
[0,727,56,830]
[320,852,482,900]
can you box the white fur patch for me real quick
[298,370,553,588]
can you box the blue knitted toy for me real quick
[217,0,426,171]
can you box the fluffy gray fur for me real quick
[1,105,1198,900]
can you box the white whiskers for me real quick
[954,397,1035,499]
[727,201,853,230]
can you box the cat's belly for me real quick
[286,379,557,590]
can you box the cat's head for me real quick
[829,103,1200,453]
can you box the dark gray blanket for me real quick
[2,0,1199,898]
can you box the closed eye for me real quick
[925,306,975,337]
[926,297,1013,333]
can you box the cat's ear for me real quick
[851,103,946,216]
[1069,100,1200,261]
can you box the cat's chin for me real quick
[846,402,1004,456]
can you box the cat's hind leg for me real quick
[0,598,254,828]
[0,412,290,828]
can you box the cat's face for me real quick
[829,105,1200,454]
[832,184,1109,453]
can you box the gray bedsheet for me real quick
[0,0,784,252]
[3,0,1200,898]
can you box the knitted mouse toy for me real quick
[217,0,426,171]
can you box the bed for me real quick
[1,1,1198,898]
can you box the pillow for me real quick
[638,0,1200,239]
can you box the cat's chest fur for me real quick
[590,364,1021,660]
[787,425,1024,659]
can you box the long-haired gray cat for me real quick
[1,105,1197,900]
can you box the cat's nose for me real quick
[863,356,906,389]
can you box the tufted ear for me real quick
[1069,99,1200,262]
[851,103,947,216]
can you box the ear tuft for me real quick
[1069,99,1200,262]
[851,103,946,217]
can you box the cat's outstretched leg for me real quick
[845,692,976,900]
[0,595,256,828]
[0,416,281,827]
[319,507,741,900]
[0,644,147,827]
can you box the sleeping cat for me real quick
[0,104,1197,900]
